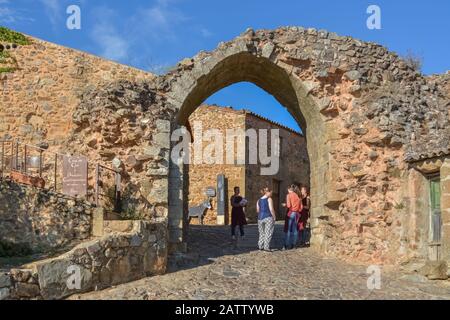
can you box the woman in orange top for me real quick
[282,184,303,250]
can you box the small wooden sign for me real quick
[62,155,88,197]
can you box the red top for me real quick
[286,192,302,213]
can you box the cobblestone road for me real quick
[70,222,450,300]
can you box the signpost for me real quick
[62,155,88,197]
[216,174,226,225]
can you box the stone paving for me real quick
[69,222,450,300]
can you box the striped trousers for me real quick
[258,217,275,250]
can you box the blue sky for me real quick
[1,0,449,132]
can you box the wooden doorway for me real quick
[272,179,281,220]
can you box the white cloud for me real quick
[90,8,129,62]
[0,2,35,24]
[0,0,14,23]
[39,0,61,26]
[92,24,129,61]
[131,0,188,41]
[0,7,14,23]
[200,27,212,38]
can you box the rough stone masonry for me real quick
[1,26,449,274]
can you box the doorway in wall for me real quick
[428,174,442,260]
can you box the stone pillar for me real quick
[91,207,104,237]
[168,124,188,253]
[405,168,430,260]
[440,158,450,263]
[307,129,332,252]
[168,159,185,252]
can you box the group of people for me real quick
[230,184,311,252]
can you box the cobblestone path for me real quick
[70,223,450,300]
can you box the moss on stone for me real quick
[0,26,31,45]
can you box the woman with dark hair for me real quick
[298,186,311,247]
[256,187,276,251]
[230,186,247,240]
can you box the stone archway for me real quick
[3,26,447,267]
[124,26,446,265]
[165,30,349,253]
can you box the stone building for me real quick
[186,104,309,225]
[1,26,450,298]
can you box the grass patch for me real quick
[0,26,31,45]
[0,66,16,73]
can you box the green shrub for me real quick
[402,50,423,72]
[104,185,143,220]
[0,26,31,45]
[0,239,33,257]
[0,48,18,73]
[0,50,10,61]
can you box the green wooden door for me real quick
[429,177,441,243]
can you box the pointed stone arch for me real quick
[165,31,344,252]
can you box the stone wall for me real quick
[0,180,93,254]
[0,32,170,222]
[0,33,172,224]
[164,26,449,265]
[408,156,450,265]
[186,105,309,224]
[2,26,449,267]
[245,113,309,222]
[0,220,167,300]
[187,105,246,225]
[0,34,154,152]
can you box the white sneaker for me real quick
[232,235,236,240]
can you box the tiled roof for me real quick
[198,104,304,137]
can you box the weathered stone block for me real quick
[303,81,319,94]
[103,220,134,234]
[14,282,40,298]
[0,273,11,288]
[0,288,10,300]
[147,179,169,204]
[10,269,32,283]
[344,70,361,81]
[156,119,171,133]
[92,207,104,237]
[147,166,169,176]
[325,190,346,210]
[420,261,449,280]
[34,259,93,299]
[261,42,275,58]
[144,146,162,157]
[130,234,143,247]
